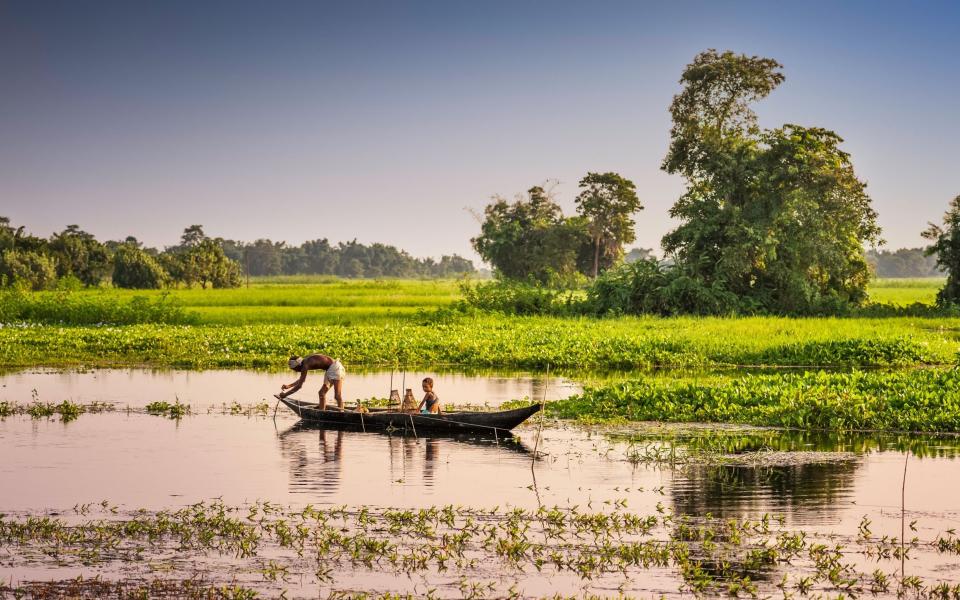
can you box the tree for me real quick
[575,172,643,278]
[866,248,940,278]
[625,248,657,263]
[112,245,168,289]
[0,249,57,290]
[180,225,207,248]
[245,239,284,276]
[660,50,881,314]
[49,225,112,286]
[179,239,242,288]
[301,239,339,275]
[472,186,589,285]
[433,255,475,277]
[922,195,960,306]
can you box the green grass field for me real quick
[11,276,939,325]
[3,276,959,430]
[865,277,943,306]
[26,278,463,325]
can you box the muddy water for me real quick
[2,369,960,596]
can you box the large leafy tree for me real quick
[661,50,881,314]
[472,186,589,284]
[922,195,960,306]
[180,239,242,288]
[0,249,57,290]
[49,225,113,286]
[112,244,168,289]
[575,172,643,278]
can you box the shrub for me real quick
[112,246,168,289]
[0,250,57,291]
[457,280,581,316]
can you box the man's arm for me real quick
[280,370,308,397]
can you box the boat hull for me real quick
[279,398,541,434]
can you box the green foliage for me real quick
[661,50,881,315]
[552,369,960,432]
[922,195,960,306]
[0,289,192,325]
[575,172,643,278]
[145,400,190,419]
[0,249,57,290]
[171,239,243,289]
[112,244,169,289]
[49,225,113,286]
[457,280,582,316]
[472,185,591,284]
[867,248,941,278]
[0,313,950,370]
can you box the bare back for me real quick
[299,354,334,372]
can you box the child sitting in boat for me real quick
[418,377,441,414]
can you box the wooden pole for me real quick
[531,364,549,466]
[901,451,908,584]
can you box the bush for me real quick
[113,246,168,289]
[587,260,741,316]
[457,280,582,315]
[0,250,57,291]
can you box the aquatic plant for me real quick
[551,369,960,432]
[2,500,959,599]
[145,399,190,419]
[0,314,953,371]
[0,398,104,422]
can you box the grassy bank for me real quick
[0,277,942,326]
[550,368,960,432]
[2,279,461,325]
[0,314,956,370]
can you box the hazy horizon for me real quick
[2,1,958,263]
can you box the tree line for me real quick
[0,221,474,290]
[472,49,960,314]
[866,248,942,278]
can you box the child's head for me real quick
[422,377,434,392]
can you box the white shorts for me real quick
[323,360,345,384]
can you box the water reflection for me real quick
[276,422,531,497]
[671,461,861,521]
[613,427,960,524]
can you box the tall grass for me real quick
[0,289,193,325]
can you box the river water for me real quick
[1,369,958,597]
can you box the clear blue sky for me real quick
[1,0,957,261]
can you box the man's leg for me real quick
[333,379,344,409]
[318,382,330,410]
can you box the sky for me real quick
[1,1,958,263]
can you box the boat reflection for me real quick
[276,422,532,498]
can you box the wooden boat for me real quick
[278,421,533,454]
[279,398,541,434]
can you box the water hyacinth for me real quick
[552,369,960,432]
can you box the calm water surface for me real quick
[2,369,959,596]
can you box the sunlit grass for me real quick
[866,277,943,306]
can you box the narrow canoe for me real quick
[279,398,542,434]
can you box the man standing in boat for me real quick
[275,354,346,410]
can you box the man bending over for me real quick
[275,354,346,410]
